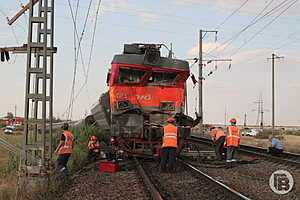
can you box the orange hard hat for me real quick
[91,136,97,140]
[209,125,216,130]
[229,118,237,123]
[167,117,175,123]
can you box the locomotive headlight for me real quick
[117,100,131,110]
[160,101,175,111]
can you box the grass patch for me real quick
[282,130,300,136]
[254,129,284,140]
[52,125,110,171]
[0,121,6,128]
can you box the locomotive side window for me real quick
[148,71,179,85]
[118,68,146,83]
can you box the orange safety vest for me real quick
[162,124,178,148]
[89,141,100,153]
[225,126,240,147]
[58,130,74,154]
[212,129,226,142]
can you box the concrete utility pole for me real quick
[198,30,231,134]
[267,54,284,133]
[244,113,247,127]
[3,0,57,197]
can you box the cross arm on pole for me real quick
[0,44,57,54]
[267,54,284,60]
[7,0,39,25]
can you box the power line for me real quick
[66,0,80,120]
[206,0,291,55]
[64,0,102,119]
[74,0,102,101]
[215,0,249,30]
[68,0,94,120]
[231,0,298,57]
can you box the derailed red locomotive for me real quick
[89,43,200,155]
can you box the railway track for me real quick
[139,158,251,200]
[187,136,300,199]
[135,158,164,200]
[190,136,300,167]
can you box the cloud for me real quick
[232,49,271,64]
[187,42,234,57]
[164,0,300,16]
[139,12,160,22]
[102,0,161,22]
[288,82,300,88]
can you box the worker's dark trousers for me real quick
[88,150,100,161]
[57,153,71,170]
[226,146,238,161]
[214,136,226,160]
[160,147,177,173]
[268,147,283,156]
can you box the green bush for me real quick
[53,125,110,171]
[0,121,6,128]
[0,152,19,179]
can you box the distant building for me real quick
[5,118,24,126]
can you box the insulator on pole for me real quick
[0,51,5,62]
[5,51,10,61]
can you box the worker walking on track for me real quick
[210,126,226,160]
[88,136,100,161]
[225,118,240,168]
[55,123,74,172]
[160,117,178,173]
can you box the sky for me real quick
[0,0,300,126]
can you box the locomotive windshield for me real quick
[148,71,179,85]
[118,68,146,83]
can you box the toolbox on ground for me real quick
[99,160,119,173]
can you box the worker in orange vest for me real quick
[88,135,100,161]
[160,117,178,173]
[225,118,240,168]
[54,123,74,172]
[210,126,226,160]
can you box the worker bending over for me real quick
[160,117,178,173]
[88,136,100,161]
[268,135,284,156]
[225,118,240,168]
[55,123,74,172]
[210,126,226,160]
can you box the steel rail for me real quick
[189,136,300,166]
[178,159,252,200]
[134,158,164,200]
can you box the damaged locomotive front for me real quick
[90,43,200,155]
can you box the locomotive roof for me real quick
[112,54,189,71]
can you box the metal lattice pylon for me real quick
[19,0,55,187]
